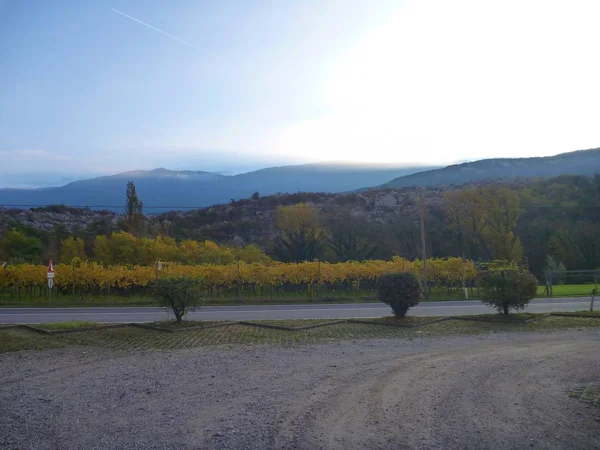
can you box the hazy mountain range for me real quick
[0,148,598,211]
[0,163,435,211]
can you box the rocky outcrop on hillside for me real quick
[0,206,121,233]
[0,187,441,237]
[0,180,513,245]
[155,186,452,247]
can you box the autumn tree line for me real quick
[269,175,600,279]
[0,175,599,279]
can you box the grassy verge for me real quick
[67,316,600,349]
[149,320,226,330]
[551,310,600,318]
[537,284,597,297]
[355,316,443,325]
[0,328,66,352]
[35,321,100,330]
[2,313,600,354]
[248,319,342,328]
[459,312,543,322]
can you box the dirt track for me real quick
[1,330,599,449]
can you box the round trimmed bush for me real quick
[376,272,422,318]
[477,269,538,315]
[150,277,203,322]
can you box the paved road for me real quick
[0,297,594,323]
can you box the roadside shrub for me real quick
[477,269,537,315]
[150,277,203,322]
[376,272,422,318]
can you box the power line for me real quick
[1,203,600,210]
[0,204,207,210]
[520,204,600,208]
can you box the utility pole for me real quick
[591,274,597,312]
[462,252,469,300]
[236,258,241,301]
[418,188,429,300]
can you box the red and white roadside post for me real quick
[47,260,55,291]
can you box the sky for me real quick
[1,0,599,187]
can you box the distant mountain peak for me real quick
[113,168,221,177]
[0,162,435,211]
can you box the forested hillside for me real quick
[0,175,598,278]
[381,147,600,188]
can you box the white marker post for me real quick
[47,260,55,291]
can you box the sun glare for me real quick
[273,0,600,164]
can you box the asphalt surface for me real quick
[0,297,594,323]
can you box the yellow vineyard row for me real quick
[0,257,477,289]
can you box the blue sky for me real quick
[1,0,599,187]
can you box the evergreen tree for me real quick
[125,181,144,235]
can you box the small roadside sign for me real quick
[47,260,55,278]
[47,260,54,289]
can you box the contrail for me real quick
[111,8,212,56]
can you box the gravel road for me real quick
[1,330,599,449]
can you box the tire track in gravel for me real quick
[271,336,600,450]
[267,351,422,448]
[271,350,449,449]
[428,339,600,449]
